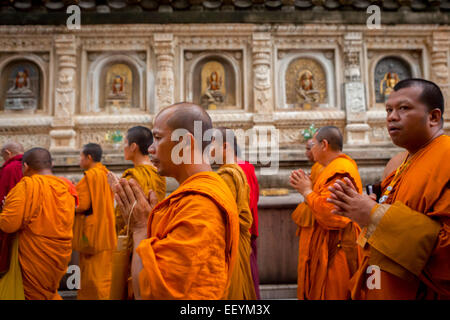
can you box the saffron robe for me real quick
[0,175,78,300]
[115,164,166,235]
[351,135,450,300]
[136,172,239,299]
[0,154,23,208]
[219,164,257,300]
[75,162,116,300]
[292,154,363,300]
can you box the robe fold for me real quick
[219,164,257,300]
[351,135,450,300]
[136,171,239,300]
[115,164,166,235]
[75,162,116,300]
[292,154,363,300]
[0,175,78,300]
[238,160,261,300]
[0,154,23,208]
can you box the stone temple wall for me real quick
[0,24,449,191]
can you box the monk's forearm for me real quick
[132,227,146,300]
[305,191,346,230]
[365,201,441,277]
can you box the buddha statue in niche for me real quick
[296,70,320,103]
[4,64,38,112]
[380,72,399,100]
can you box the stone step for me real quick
[260,284,297,300]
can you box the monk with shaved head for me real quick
[0,147,78,299]
[114,102,239,299]
[0,141,24,208]
[290,126,363,299]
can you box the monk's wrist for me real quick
[132,227,147,248]
[302,188,313,198]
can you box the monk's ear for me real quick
[428,108,443,128]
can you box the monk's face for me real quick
[79,151,92,170]
[310,133,326,165]
[305,139,315,162]
[385,86,438,153]
[149,110,179,177]
[123,137,134,161]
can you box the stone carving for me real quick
[105,63,133,112]
[375,57,412,103]
[201,62,226,109]
[3,62,40,111]
[55,67,75,119]
[154,33,175,111]
[285,58,326,109]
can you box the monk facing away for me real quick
[0,148,78,299]
[328,78,450,299]
[114,102,240,300]
[212,127,256,300]
[74,143,116,300]
[290,126,363,300]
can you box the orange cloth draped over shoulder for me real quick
[351,135,450,300]
[218,164,257,300]
[310,162,324,186]
[0,175,78,300]
[115,164,166,235]
[292,154,363,300]
[136,172,239,299]
[75,162,116,300]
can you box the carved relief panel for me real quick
[184,51,244,110]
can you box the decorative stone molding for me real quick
[153,33,175,112]
[430,32,450,117]
[252,33,273,114]
[50,34,77,152]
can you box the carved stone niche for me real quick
[368,52,421,109]
[277,51,336,110]
[86,52,150,114]
[0,56,47,114]
[184,51,244,111]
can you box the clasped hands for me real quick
[112,177,158,233]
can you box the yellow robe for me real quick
[115,164,166,235]
[310,161,324,186]
[218,164,257,300]
[0,175,77,300]
[351,135,450,299]
[292,154,363,300]
[75,162,116,300]
[136,172,239,299]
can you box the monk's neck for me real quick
[321,152,343,167]
[132,153,152,167]
[86,162,100,170]
[406,128,444,156]
[175,163,212,185]
[33,169,53,176]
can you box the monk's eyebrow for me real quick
[386,99,411,108]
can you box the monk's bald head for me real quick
[22,147,53,171]
[1,141,24,160]
[157,102,212,151]
[315,126,343,152]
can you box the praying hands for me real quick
[327,177,378,228]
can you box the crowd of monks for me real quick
[0,78,448,300]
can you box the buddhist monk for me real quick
[237,154,261,299]
[212,127,256,300]
[290,126,363,300]
[114,102,239,299]
[0,148,78,299]
[0,142,24,276]
[0,141,24,207]
[305,138,323,186]
[74,143,116,300]
[116,126,166,235]
[114,126,166,299]
[328,78,450,300]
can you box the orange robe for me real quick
[218,164,257,300]
[351,135,450,300]
[115,164,166,235]
[292,154,363,300]
[0,175,78,300]
[74,162,116,300]
[310,161,324,186]
[136,172,239,299]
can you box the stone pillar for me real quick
[430,32,450,120]
[50,34,77,152]
[342,32,370,145]
[251,33,278,175]
[153,33,175,112]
